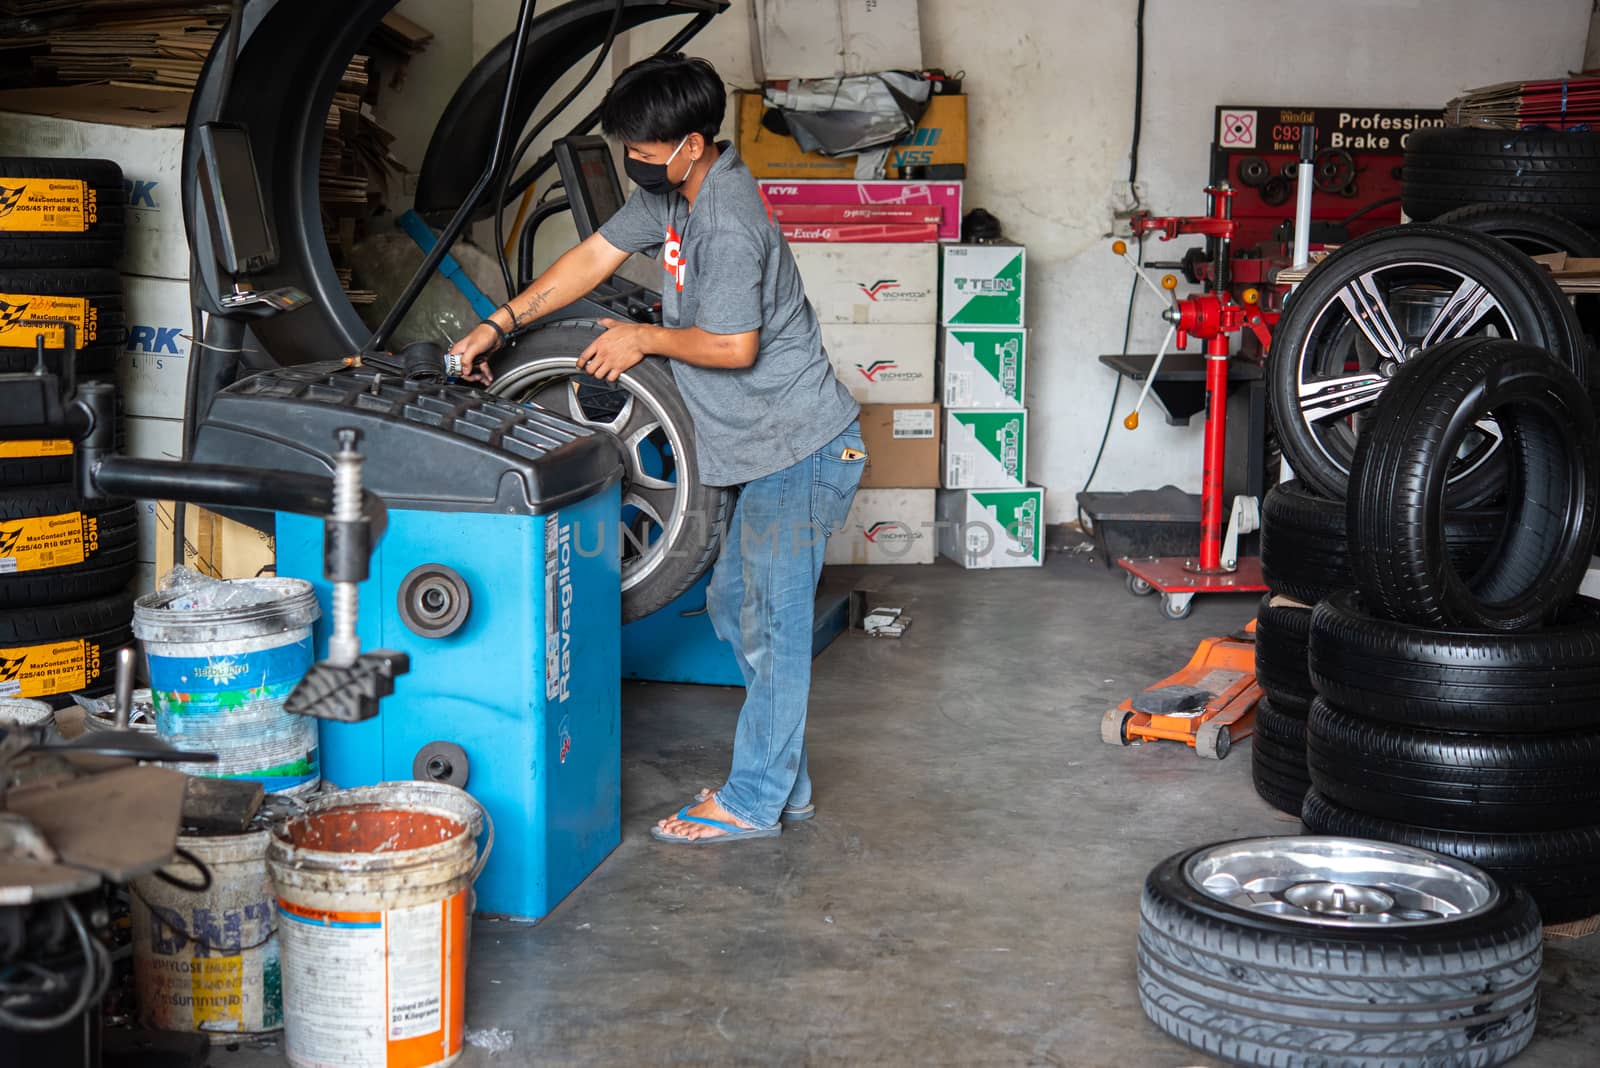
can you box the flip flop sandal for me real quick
[695,788,814,823]
[650,805,781,845]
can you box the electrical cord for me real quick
[1078,0,1147,531]
[0,900,108,1033]
[492,0,626,299]
[152,844,214,893]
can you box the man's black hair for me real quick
[600,53,725,144]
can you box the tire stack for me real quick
[0,157,132,706]
[1302,335,1600,924]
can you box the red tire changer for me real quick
[1109,183,1276,621]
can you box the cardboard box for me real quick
[739,93,967,181]
[941,327,1027,409]
[154,505,277,583]
[790,242,938,324]
[772,204,943,224]
[936,487,1045,569]
[823,324,936,404]
[0,93,189,280]
[944,408,1028,489]
[858,403,940,488]
[782,222,937,243]
[118,274,197,419]
[941,243,1026,326]
[752,0,923,80]
[761,179,963,242]
[825,489,936,566]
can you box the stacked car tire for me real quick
[1299,335,1600,924]
[0,157,131,705]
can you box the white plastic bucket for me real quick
[130,828,282,1041]
[133,578,321,794]
[267,783,490,1068]
[0,697,53,731]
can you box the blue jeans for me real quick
[706,421,865,828]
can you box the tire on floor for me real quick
[1138,837,1541,1065]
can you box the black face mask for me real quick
[625,135,690,196]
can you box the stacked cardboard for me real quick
[935,243,1042,569]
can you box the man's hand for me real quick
[577,318,652,382]
[448,322,504,386]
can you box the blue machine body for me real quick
[279,491,621,920]
[190,362,626,922]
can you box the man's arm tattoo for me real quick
[513,286,556,328]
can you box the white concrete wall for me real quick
[374,0,1590,522]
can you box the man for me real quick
[449,54,864,844]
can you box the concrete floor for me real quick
[218,554,1600,1066]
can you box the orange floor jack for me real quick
[1100,621,1262,759]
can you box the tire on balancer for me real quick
[1349,336,1599,631]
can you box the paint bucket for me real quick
[267,783,491,1068]
[130,827,283,1042]
[133,578,321,795]
[0,697,53,732]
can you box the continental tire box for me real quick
[936,487,1045,569]
[940,243,1025,326]
[825,489,935,566]
[789,242,938,324]
[943,408,1028,489]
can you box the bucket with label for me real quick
[267,782,491,1068]
[132,576,321,795]
[130,827,282,1041]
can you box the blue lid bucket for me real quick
[133,577,322,795]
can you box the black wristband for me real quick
[480,318,508,349]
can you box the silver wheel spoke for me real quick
[1298,371,1388,423]
[1334,271,1408,363]
[624,484,675,528]
[1417,279,1500,348]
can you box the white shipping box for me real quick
[822,323,936,404]
[941,327,1026,409]
[825,488,936,566]
[790,242,938,324]
[0,112,187,280]
[124,414,183,567]
[751,0,923,80]
[940,243,1026,326]
[943,408,1028,490]
[118,274,196,419]
[936,487,1045,569]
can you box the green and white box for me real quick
[943,408,1028,489]
[940,243,1025,326]
[824,489,936,566]
[941,327,1025,408]
[936,487,1045,569]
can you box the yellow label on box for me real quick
[0,177,94,233]
[0,638,92,698]
[0,440,71,459]
[0,293,96,349]
[0,512,95,573]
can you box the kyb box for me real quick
[941,327,1025,408]
[940,243,1025,326]
[936,487,1045,569]
[943,409,1028,489]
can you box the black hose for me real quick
[492,0,627,299]
[153,844,214,893]
[0,901,103,1033]
[1339,195,1401,227]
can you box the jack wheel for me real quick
[1126,573,1155,597]
[1101,708,1135,746]
[1160,595,1194,621]
[1196,721,1232,760]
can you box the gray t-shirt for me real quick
[598,143,858,487]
